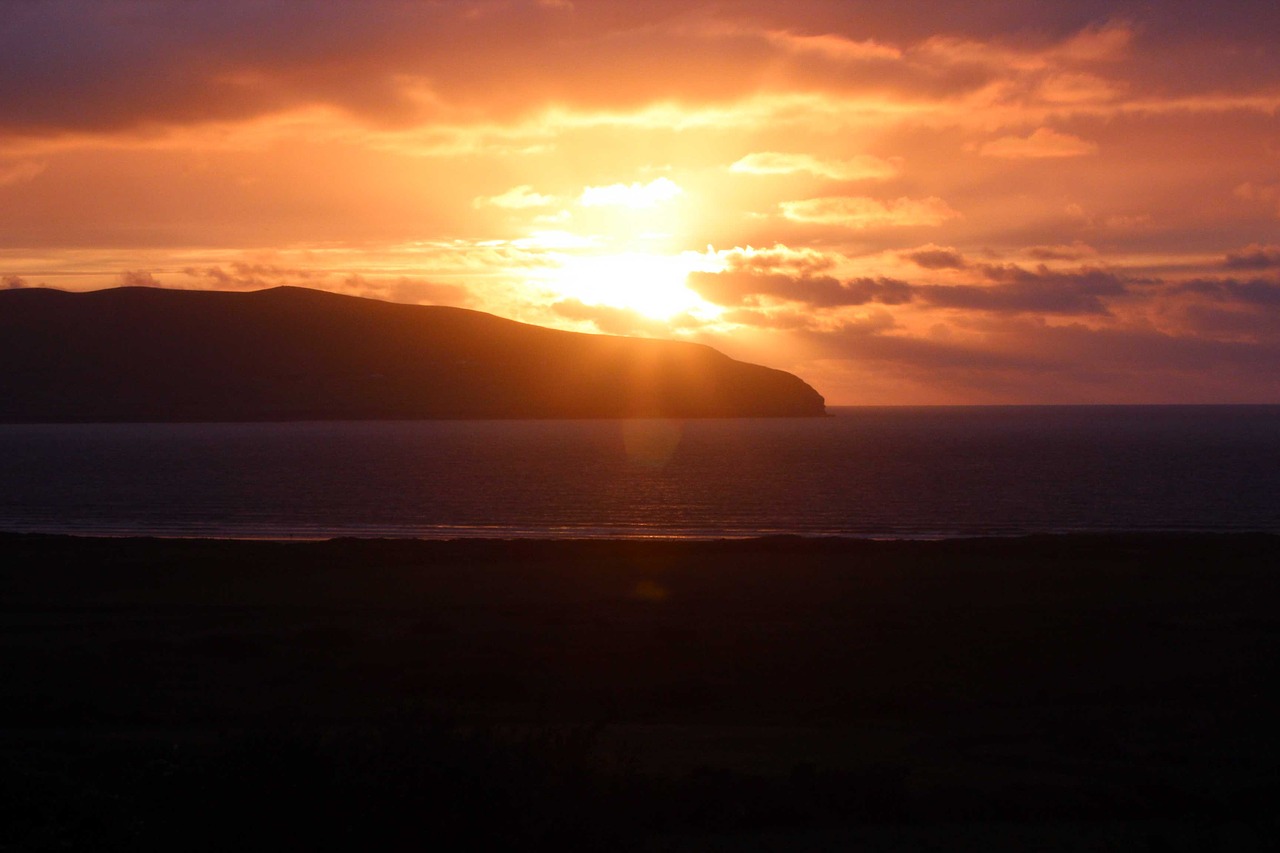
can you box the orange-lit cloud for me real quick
[779,196,960,228]
[0,159,44,185]
[762,29,902,62]
[979,128,1099,158]
[900,245,967,269]
[730,152,899,180]
[2,1,1279,403]
[579,178,683,208]
[476,185,558,209]
[1225,245,1280,270]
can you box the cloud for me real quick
[979,263,1132,286]
[0,160,44,186]
[551,298,670,335]
[689,270,913,308]
[720,305,898,333]
[803,313,1280,404]
[119,270,161,288]
[765,264,1128,318]
[0,6,1272,150]
[1225,244,1280,270]
[3,274,29,289]
[713,244,836,276]
[730,151,899,180]
[1176,276,1280,307]
[340,274,470,306]
[1037,72,1122,104]
[763,30,902,63]
[916,283,1116,315]
[579,177,682,208]
[691,257,1132,316]
[475,185,557,209]
[719,308,821,330]
[183,263,324,291]
[979,128,1098,158]
[1233,182,1280,201]
[179,264,469,306]
[3,4,1280,405]
[1015,320,1280,375]
[1054,21,1133,63]
[901,245,967,269]
[910,22,1132,85]
[807,324,1052,374]
[1178,303,1280,340]
[1232,182,1280,217]
[779,195,959,227]
[1101,213,1153,230]
[1026,242,1097,261]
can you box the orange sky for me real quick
[2,0,1279,404]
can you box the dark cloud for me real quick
[907,264,1130,314]
[1175,276,1280,307]
[8,1,1271,138]
[840,277,915,306]
[1225,244,1280,270]
[0,2,456,134]
[0,1,881,135]
[901,246,967,269]
[806,324,1053,372]
[1179,303,1280,340]
[1009,321,1280,373]
[918,283,1114,315]
[688,270,912,307]
[3,274,28,289]
[978,263,1130,288]
[1025,242,1096,261]
[953,264,1128,312]
[691,262,1135,315]
[803,314,1280,402]
[119,270,161,287]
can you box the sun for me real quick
[511,178,723,323]
[541,250,722,321]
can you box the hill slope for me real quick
[0,286,825,421]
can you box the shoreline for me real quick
[5,527,1280,543]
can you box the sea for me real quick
[1,406,1277,540]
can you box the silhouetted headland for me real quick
[0,286,826,421]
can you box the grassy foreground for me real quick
[2,533,1277,850]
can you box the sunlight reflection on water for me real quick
[621,420,684,470]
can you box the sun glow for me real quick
[579,178,684,209]
[541,251,723,321]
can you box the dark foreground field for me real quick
[2,533,1277,850]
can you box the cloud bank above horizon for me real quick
[2,0,1279,403]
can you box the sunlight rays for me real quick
[535,249,724,321]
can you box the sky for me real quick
[2,0,1279,405]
